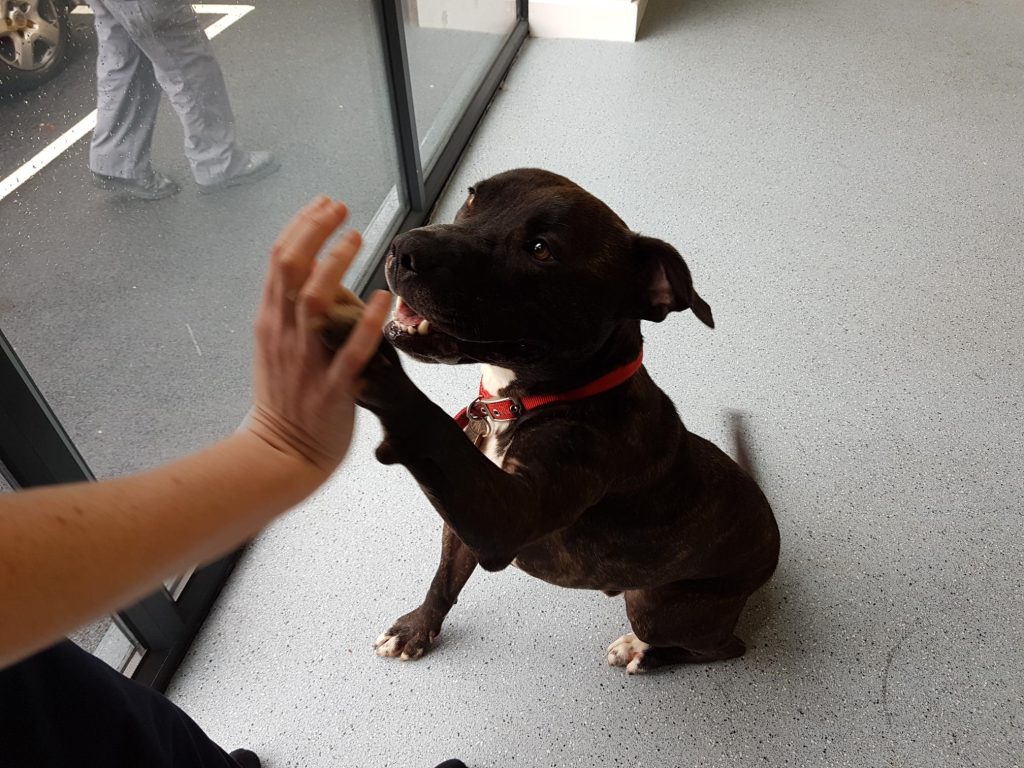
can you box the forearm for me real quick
[0,431,324,668]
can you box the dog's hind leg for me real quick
[609,577,756,674]
[374,524,477,661]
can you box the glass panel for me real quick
[68,618,113,655]
[1,1,404,646]
[0,2,403,488]
[89,618,141,674]
[165,565,195,596]
[402,0,517,169]
[67,616,139,673]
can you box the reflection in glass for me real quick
[0,1,402,482]
[402,0,516,169]
[85,0,277,200]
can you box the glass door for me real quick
[0,0,526,690]
[401,0,518,170]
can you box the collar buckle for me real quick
[465,395,524,436]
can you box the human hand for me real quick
[246,197,391,477]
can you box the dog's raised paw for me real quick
[606,632,650,675]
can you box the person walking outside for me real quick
[86,0,278,200]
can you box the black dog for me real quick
[357,168,779,673]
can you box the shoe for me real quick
[229,748,261,768]
[91,170,180,201]
[198,151,279,194]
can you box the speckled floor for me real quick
[167,1,1024,766]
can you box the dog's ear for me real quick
[629,235,714,327]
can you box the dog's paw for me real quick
[375,437,400,465]
[373,629,434,661]
[373,611,439,661]
[606,632,650,675]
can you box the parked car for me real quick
[0,0,79,96]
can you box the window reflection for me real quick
[1,0,522,678]
[402,0,517,168]
[85,1,277,200]
[0,2,401,482]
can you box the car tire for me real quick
[0,0,73,97]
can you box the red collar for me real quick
[455,349,644,429]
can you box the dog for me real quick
[356,168,780,673]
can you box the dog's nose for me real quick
[392,232,424,274]
[391,227,458,275]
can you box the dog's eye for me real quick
[466,187,476,207]
[530,239,552,262]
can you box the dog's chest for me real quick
[474,421,512,467]
[473,364,517,468]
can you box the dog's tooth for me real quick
[406,324,416,335]
[417,319,430,335]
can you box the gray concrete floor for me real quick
[168,1,1024,766]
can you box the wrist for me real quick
[243,404,345,477]
[231,429,331,500]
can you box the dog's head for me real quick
[383,168,713,369]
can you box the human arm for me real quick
[0,197,390,668]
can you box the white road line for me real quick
[0,4,255,203]
[185,323,203,356]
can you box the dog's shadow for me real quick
[735,551,822,668]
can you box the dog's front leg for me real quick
[359,344,610,572]
[374,523,476,660]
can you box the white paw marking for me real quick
[373,631,430,661]
[374,634,401,657]
[626,656,647,675]
[607,632,650,674]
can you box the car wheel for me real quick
[0,0,72,96]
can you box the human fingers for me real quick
[297,229,363,331]
[329,290,391,384]
[267,197,349,302]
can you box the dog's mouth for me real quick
[391,296,433,337]
[385,294,544,366]
[385,295,469,363]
